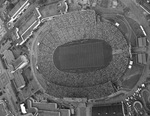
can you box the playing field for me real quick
[54,39,112,73]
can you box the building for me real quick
[0,18,6,41]
[0,100,8,116]
[92,103,124,116]
[13,70,25,90]
[136,0,150,14]
[26,99,71,116]
[0,40,12,54]
[38,110,61,116]
[60,109,71,116]
[76,107,86,116]
[137,54,147,64]
[32,102,58,111]
[11,55,28,73]
[21,113,34,116]
[0,73,9,90]
[14,7,41,45]
[3,50,15,65]
[0,56,7,73]
[137,37,147,47]
[8,0,29,17]
[39,0,67,20]
[7,0,30,29]
[137,37,147,64]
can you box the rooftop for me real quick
[92,103,124,116]
[0,73,9,89]
[0,101,8,116]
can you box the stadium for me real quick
[34,10,130,99]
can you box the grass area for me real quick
[130,31,137,47]
[122,74,141,89]
[121,64,144,89]
[126,17,145,38]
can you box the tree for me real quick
[6,3,15,11]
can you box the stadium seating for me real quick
[36,10,129,99]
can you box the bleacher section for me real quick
[36,10,129,99]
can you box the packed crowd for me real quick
[36,10,129,99]
[45,80,115,99]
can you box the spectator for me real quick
[36,10,129,99]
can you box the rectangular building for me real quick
[0,101,8,116]
[0,73,9,90]
[137,54,147,64]
[92,103,124,116]
[32,102,57,111]
[13,71,25,89]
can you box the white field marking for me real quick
[140,25,147,36]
